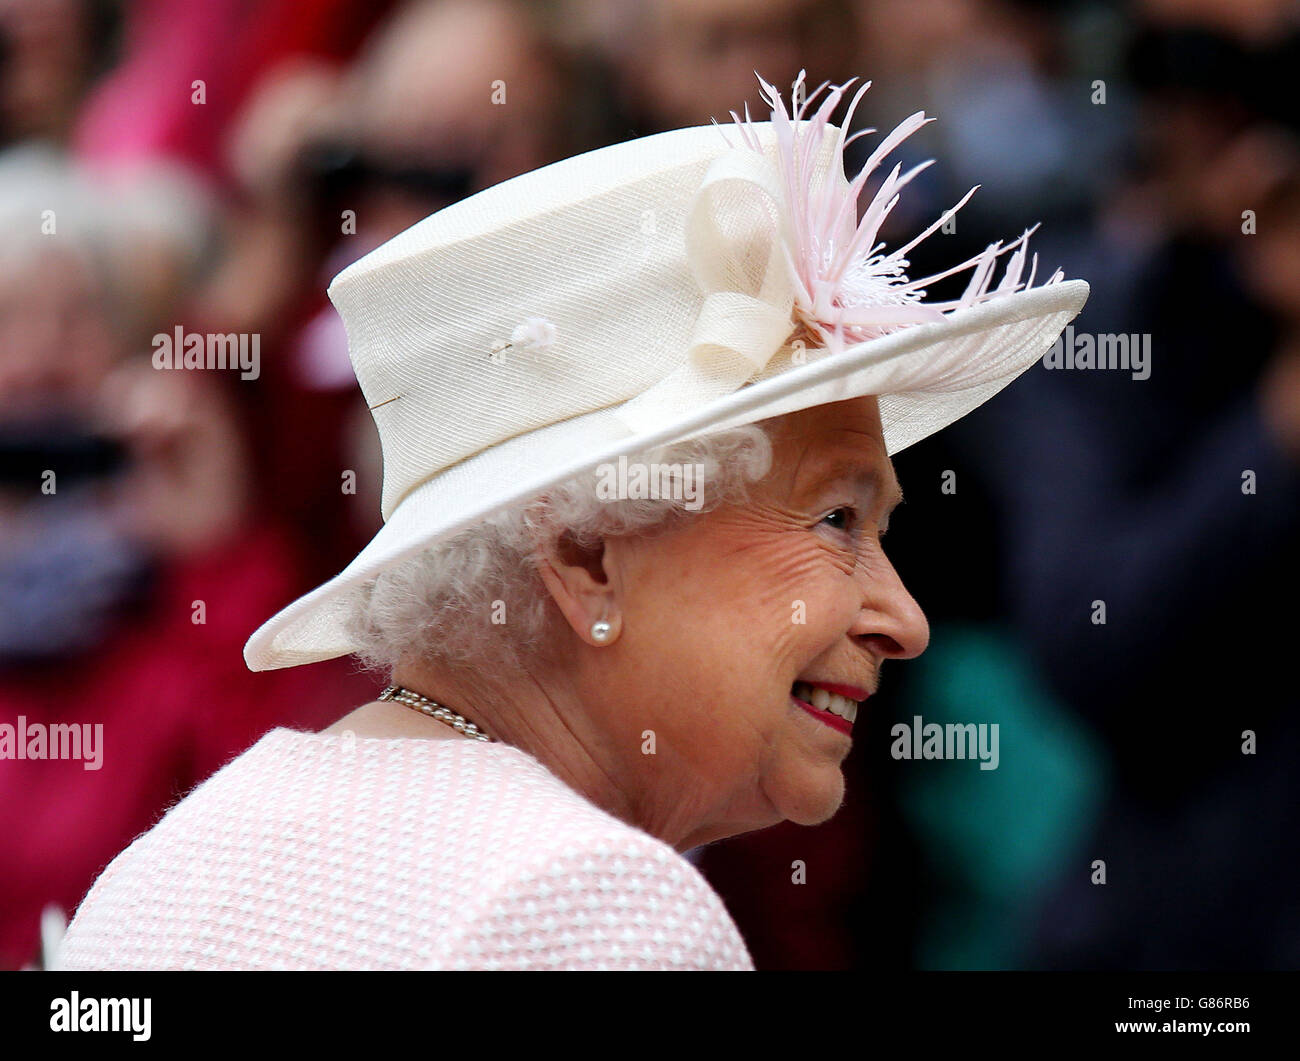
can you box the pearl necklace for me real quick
[378,685,495,742]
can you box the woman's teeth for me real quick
[792,682,859,723]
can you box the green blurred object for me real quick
[894,623,1110,969]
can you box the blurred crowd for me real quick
[2,0,1298,970]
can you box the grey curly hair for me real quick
[342,423,776,675]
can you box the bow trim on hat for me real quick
[678,148,799,373]
[617,70,1065,436]
[617,137,804,432]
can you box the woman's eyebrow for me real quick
[809,456,904,514]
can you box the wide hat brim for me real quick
[244,277,1087,670]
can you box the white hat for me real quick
[244,73,1088,671]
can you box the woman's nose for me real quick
[849,549,930,660]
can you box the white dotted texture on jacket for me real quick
[55,729,754,970]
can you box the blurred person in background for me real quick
[0,151,369,970]
[963,14,1300,968]
[844,0,1128,971]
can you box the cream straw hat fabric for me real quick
[244,73,1088,671]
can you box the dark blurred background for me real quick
[2,0,1298,970]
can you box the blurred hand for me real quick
[95,359,251,555]
[1259,334,1300,463]
[228,58,343,203]
[1195,125,1299,238]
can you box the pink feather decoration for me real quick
[720,71,1064,352]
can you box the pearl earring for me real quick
[590,619,613,644]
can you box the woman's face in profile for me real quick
[588,394,930,849]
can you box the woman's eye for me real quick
[820,507,857,532]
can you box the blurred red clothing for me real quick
[0,521,374,969]
[73,0,393,186]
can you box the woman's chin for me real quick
[770,768,846,827]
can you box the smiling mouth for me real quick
[791,680,863,735]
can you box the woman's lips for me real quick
[790,693,854,735]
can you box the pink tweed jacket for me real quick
[56,728,754,970]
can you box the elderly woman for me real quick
[56,73,1086,970]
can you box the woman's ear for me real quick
[533,530,623,646]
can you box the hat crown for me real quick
[328,122,831,520]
